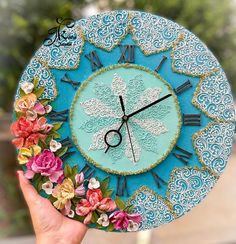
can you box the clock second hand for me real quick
[125,120,136,162]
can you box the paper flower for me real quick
[88,177,100,189]
[127,220,139,232]
[20,82,34,94]
[10,117,53,149]
[42,181,54,195]
[14,93,37,113]
[97,213,110,227]
[17,145,41,164]
[75,189,116,224]
[109,210,141,231]
[52,178,75,210]
[25,149,64,183]
[49,139,62,152]
[75,172,84,185]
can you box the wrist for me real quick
[36,234,80,244]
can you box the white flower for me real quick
[42,181,53,195]
[68,210,75,218]
[50,139,62,152]
[97,213,109,227]
[26,110,37,121]
[20,82,34,94]
[127,220,139,232]
[88,177,100,189]
[45,105,52,113]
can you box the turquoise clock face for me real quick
[71,64,181,174]
[13,10,235,232]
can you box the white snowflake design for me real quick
[79,73,171,163]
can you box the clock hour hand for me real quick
[104,96,126,153]
[127,94,172,118]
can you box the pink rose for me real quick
[25,149,64,183]
[75,189,116,224]
[109,210,141,230]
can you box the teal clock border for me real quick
[70,63,182,176]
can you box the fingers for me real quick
[17,170,41,208]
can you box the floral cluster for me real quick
[11,79,141,232]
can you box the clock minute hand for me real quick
[127,94,172,118]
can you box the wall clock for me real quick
[11,10,235,232]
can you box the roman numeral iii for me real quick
[183,114,201,126]
[85,50,103,71]
[174,80,192,94]
[116,176,129,197]
[173,145,193,165]
[61,73,81,90]
[118,45,135,63]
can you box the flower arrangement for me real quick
[11,78,141,232]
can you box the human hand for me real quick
[17,170,88,244]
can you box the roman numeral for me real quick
[61,73,81,90]
[155,56,167,72]
[183,114,201,126]
[59,137,76,160]
[48,109,69,121]
[85,50,103,71]
[173,145,193,165]
[174,80,192,95]
[118,45,135,63]
[116,176,129,197]
[59,136,74,148]
[150,170,167,189]
[80,163,95,179]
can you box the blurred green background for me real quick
[0,0,236,241]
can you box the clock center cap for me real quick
[122,115,128,122]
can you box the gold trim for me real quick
[166,166,219,202]
[126,185,177,219]
[192,70,235,123]
[33,58,58,101]
[192,121,234,177]
[70,63,182,176]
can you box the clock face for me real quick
[71,64,181,175]
[12,10,235,232]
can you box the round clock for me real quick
[11,10,235,232]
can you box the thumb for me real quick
[17,170,42,208]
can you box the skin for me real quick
[16,170,88,244]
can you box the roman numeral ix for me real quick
[61,73,81,90]
[173,145,193,165]
[174,80,192,95]
[183,114,201,126]
[85,50,103,71]
[48,109,69,121]
[116,176,129,197]
[118,45,135,63]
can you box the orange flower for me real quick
[14,93,37,113]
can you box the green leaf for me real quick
[103,189,113,198]
[34,86,45,98]
[91,211,100,224]
[45,135,53,145]
[51,131,61,139]
[40,99,50,106]
[106,223,115,232]
[32,174,43,192]
[33,77,39,87]
[38,139,47,149]
[48,194,57,203]
[115,195,126,210]
[19,88,26,97]
[15,111,25,119]
[100,176,110,193]
[55,146,68,157]
[124,205,133,213]
[52,122,63,131]
[64,164,72,178]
